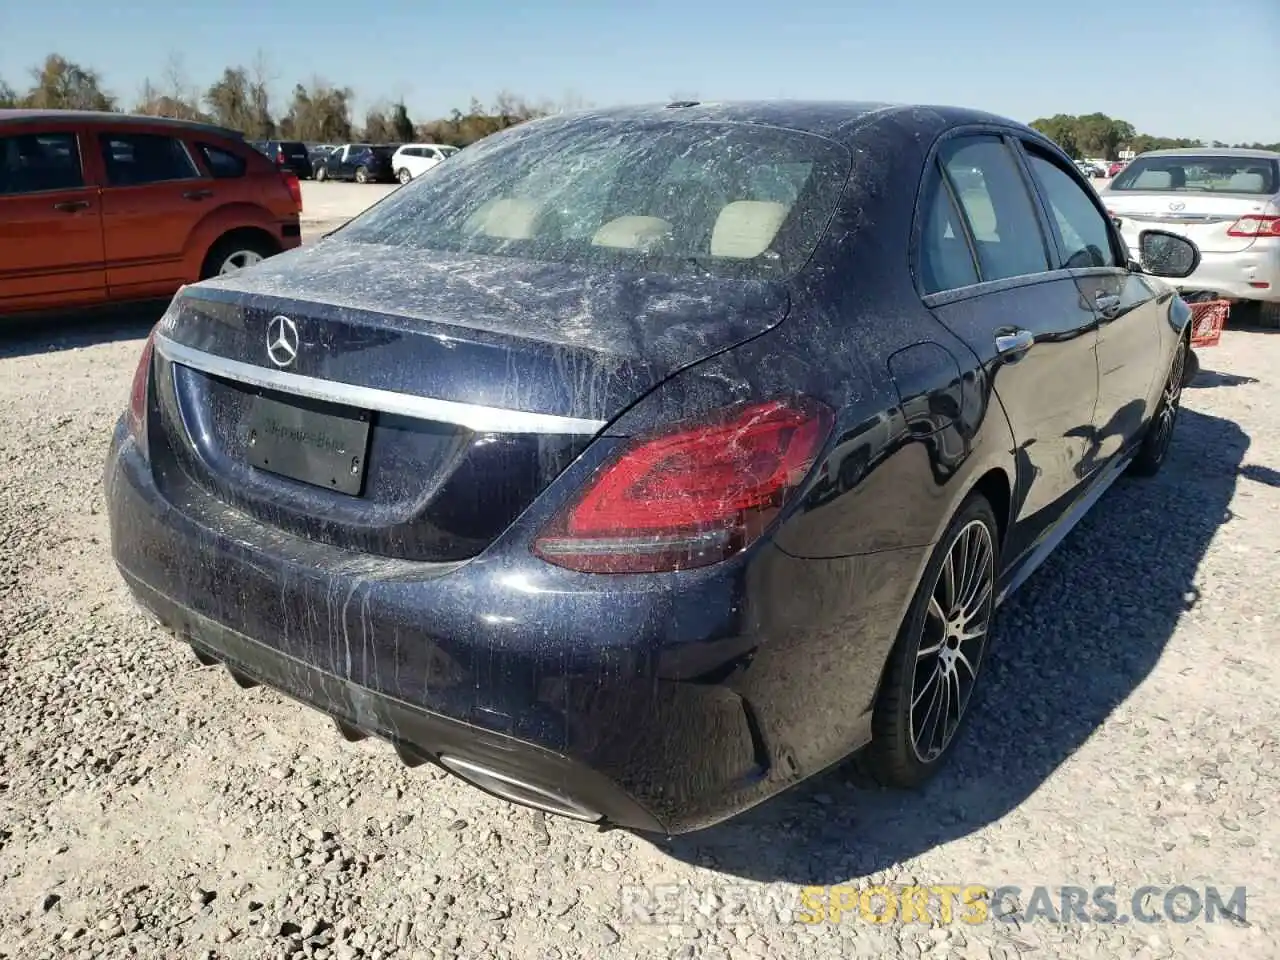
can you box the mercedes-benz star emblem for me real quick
[266,315,299,368]
[1169,201,1186,212]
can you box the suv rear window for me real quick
[1110,155,1279,195]
[339,119,852,281]
[278,141,308,157]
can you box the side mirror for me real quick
[1138,230,1201,279]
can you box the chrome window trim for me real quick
[154,334,607,436]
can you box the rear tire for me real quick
[863,493,999,789]
[200,233,278,280]
[1129,334,1187,477]
[355,166,369,184]
[314,166,328,182]
[397,167,412,185]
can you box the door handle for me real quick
[183,189,214,201]
[52,200,90,212]
[1095,292,1122,319]
[995,328,1035,359]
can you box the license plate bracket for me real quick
[242,392,372,495]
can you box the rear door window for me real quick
[0,132,85,194]
[197,143,247,179]
[99,133,198,186]
[939,136,1051,282]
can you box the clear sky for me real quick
[2,0,1277,144]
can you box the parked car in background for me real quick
[106,100,1199,834]
[391,143,459,184]
[1075,160,1105,178]
[0,109,301,316]
[1102,147,1280,322]
[256,140,314,180]
[307,144,338,166]
[1108,160,1127,178]
[313,144,397,183]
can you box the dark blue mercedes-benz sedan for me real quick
[105,100,1200,834]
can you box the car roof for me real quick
[1135,146,1280,161]
[511,100,1053,155]
[0,108,245,141]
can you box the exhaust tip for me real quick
[439,755,602,823]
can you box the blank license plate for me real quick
[242,393,371,495]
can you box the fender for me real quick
[182,202,282,277]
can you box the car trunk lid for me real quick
[147,240,790,562]
[1105,191,1278,254]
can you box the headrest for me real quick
[463,198,541,239]
[710,201,788,259]
[591,215,673,251]
[1227,172,1264,192]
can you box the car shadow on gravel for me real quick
[1187,369,1259,390]
[0,301,168,359]
[656,407,1247,884]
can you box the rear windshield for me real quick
[279,141,308,156]
[371,146,395,158]
[1110,155,1279,195]
[338,118,851,281]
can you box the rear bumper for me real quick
[105,420,902,833]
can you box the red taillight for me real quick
[533,397,834,574]
[282,171,302,212]
[127,329,156,444]
[1226,215,1280,238]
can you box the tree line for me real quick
[0,53,580,146]
[1029,111,1280,159]
[3,54,1277,154]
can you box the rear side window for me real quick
[198,143,247,179]
[918,166,980,294]
[1024,151,1116,269]
[0,132,84,194]
[99,133,198,186]
[939,136,1050,282]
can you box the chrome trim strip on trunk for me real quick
[153,334,608,436]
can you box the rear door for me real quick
[917,132,1101,566]
[0,127,106,311]
[97,128,208,295]
[1019,141,1164,460]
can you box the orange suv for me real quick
[0,109,302,316]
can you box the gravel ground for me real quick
[0,292,1276,959]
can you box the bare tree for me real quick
[135,52,207,120]
[0,79,17,108]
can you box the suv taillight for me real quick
[1226,215,1280,238]
[282,171,302,212]
[533,397,834,573]
[126,329,157,450]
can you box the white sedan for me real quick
[391,143,460,184]
[1102,148,1280,322]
